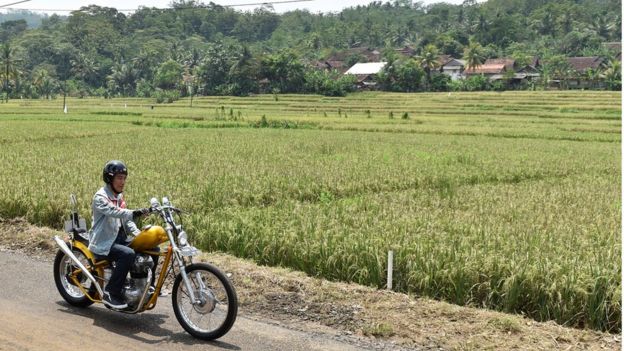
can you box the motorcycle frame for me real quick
[57,236,175,313]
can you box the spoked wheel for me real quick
[53,248,97,307]
[172,263,238,340]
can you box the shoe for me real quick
[103,291,128,309]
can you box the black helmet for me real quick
[103,160,128,184]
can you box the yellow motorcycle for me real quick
[53,195,237,340]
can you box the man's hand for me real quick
[132,208,150,218]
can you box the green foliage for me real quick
[448,75,493,92]
[377,58,425,92]
[154,59,183,90]
[252,115,317,129]
[463,41,486,72]
[429,74,451,92]
[0,0,621,98]
[153,89,180,103]
[261,50,306,93]
[304,69,355,97]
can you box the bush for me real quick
[136,79,154,98]
[430,74,451,92]
[154,89,180,104]
[304,69,356,97]
[464,75,491,91]
[491,80,506,91]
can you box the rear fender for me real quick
[53,236,105,298]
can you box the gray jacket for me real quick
[88,185,140,256]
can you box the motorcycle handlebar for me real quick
[149,204,183,214]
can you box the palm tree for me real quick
[463,41,485,72]
[583,68,600,89]
[39,76,57,99]
[417,44,440,85]
[590,14,610,39]
[107,63,139,96]
[132,49,160,81]
[557,12,574,36]
[602,59,621,90]
[184,48,202,70]
[70,53,99,86]
[0,43,21,102]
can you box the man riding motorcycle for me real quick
[88,160,153,309]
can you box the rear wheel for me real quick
[53,248,97,307]
[172,263,238,340]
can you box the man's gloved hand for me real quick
[132,208,150,218]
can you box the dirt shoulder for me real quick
[0,217,620,351]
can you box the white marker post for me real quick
[387,250,393,290]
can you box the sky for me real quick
[2,0,469,14]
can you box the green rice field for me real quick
[0,91,620,331]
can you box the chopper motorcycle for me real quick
[53,195,237,340]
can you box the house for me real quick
[439,57,465,81]
[313,59,349,73]
[463,58,540,86]
[565,56,606,88]
[566,56,604,74]
[344,62,388,88]
[463,58,514,78]
[515,65,541,80]
[395,46,416,58]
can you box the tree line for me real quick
[0,0,621,101]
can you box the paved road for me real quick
[0,250,398,351]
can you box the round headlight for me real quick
[177,231,188,246]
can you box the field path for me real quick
[0,250,406,351]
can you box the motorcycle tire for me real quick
[172,263,238,340]
[53,249,97,308]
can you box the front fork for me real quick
[175,251,202,305]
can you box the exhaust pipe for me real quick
[54,236,104,298]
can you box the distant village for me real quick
[314,42,622,91]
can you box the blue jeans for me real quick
[103,233,135,297]
[98,231,160,297]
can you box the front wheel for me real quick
[172,263,238,340]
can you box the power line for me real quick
[0,0,31,9]
[0,0,313,13]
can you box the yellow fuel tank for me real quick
[130,225,168,252]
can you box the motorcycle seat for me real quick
[72,228,89,244]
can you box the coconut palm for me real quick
[0,43,21,102]
[602,59,621,90]
[583,68,601,89]
[417,44,440,85]
[70,53,99,86]
[107,62,139,96]
[463,41,485,72]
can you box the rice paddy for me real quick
[0,90,620,331]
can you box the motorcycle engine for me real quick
[124,254,154,308]
[130,254,154,278]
